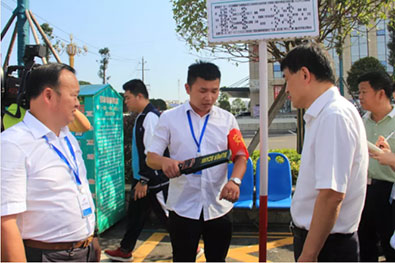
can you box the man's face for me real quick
[53,70,80,126]
[283,68,308,109]
[124,90,139,113]
[358,81,380,111]
[186,77,220,116]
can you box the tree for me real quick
[98,47,110,84]
[172,0,390,63]
[40,23,62,62]
[231,98,247,115]
[218,92,231,112]
[388,10,395,77]
[79,80,91,86]
[150,98,168,112]
[346,57,387,94]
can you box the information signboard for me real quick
[75,84,125,234]
[207,0,319,43]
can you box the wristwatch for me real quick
[139,179,148,186]
[229,177,241,186]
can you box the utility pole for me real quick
[16,0,29,66]
[137,56,149,82]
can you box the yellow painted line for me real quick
[228,245,260,262]
[132,232,167,262]
[267,236,293,249]
[130,232,293,262]
[226,237,293,262]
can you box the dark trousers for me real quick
[291,223,359,262]
[24,242,96,262]
[168,210,232,262]
[120,182,169,252]
[358,180,395,262]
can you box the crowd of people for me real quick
[1,43,394,262]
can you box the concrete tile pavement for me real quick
[97,217,294,262]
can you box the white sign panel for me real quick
[207,0,319,43]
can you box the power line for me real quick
[1,1,138,63]
[1,1,15,12]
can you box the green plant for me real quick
[251,149,301,185]
[346,57,387,94]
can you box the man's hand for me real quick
[219,181,240,202]
[375,135,391,151]
[92,237,101,262]
[134,182,148,200]
[370,151,395,171]
[161,158,182,179]
[146,152,181,179]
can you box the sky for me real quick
[1,0,249,102]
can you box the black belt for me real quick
[289,221,354,239]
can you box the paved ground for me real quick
[98,217,294,262]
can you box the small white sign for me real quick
[207,0,319,43]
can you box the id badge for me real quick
[77,193,93,218]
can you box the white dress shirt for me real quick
[147,102,239,220]
[291,87,368,234]
[142,112,159,155]
[1,111,95,242]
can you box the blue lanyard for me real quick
[187,111,210,154]
[43,135,81,186]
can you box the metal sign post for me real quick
[207,0,319,261]
[258,40,269,262]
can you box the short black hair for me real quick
[280,43,335,84]
[26,63,76,100]
[357,71,393,99]
[122,79,149,99]
[187,61,221,87]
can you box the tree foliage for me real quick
[217,92,231,112]
[98,47,110,84]
[172,0,390,62]
[346,57,387,94]
[79,80,91,86]
[150,98,168,112]
[231,98,247,115]
[40,23,62,62]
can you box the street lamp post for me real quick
[66,34,77,68]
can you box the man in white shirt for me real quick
[1,63,100,262]
[146,61,248,262]
[281,44,368,262]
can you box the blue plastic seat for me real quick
[227,157,254,209]
[255,152,292,209]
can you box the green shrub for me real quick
[251,149,301,185]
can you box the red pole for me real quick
[259,195,268,262]
[258,40,268,262]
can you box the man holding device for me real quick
[146,61,248,262]
[358,71,395,261]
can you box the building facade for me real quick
[248,17,394,115]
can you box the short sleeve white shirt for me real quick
[291,87,368,233]
[142,111,159,155]
[1,111,95,242]
[147,102,239,220]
